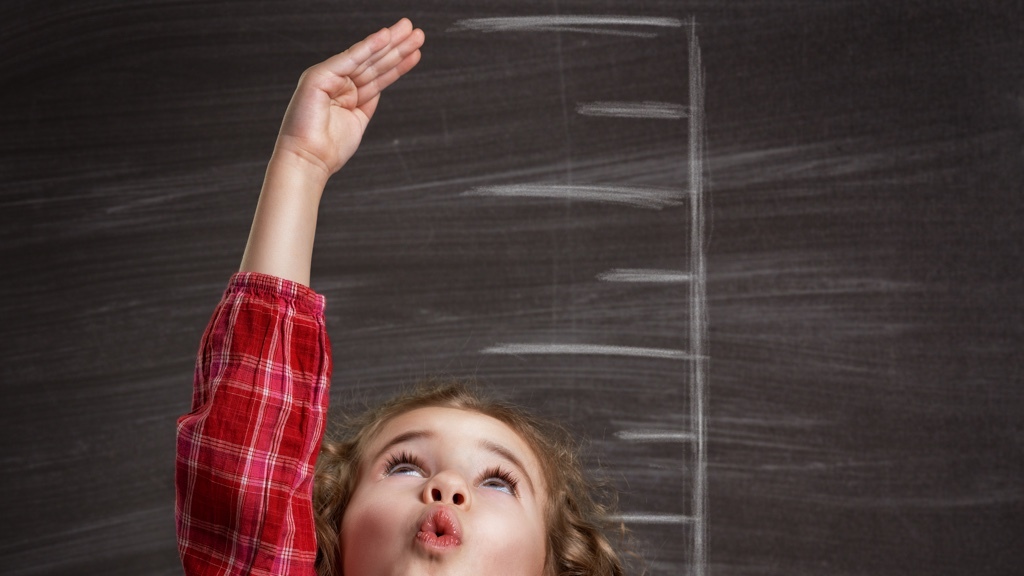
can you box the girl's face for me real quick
[340,406,549,576]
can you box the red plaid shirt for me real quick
[176,273,332,575]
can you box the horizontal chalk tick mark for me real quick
[463,184,686,210]
[449,16,683,38]
[615,430,696,442]
[482,343,698,361]
[598,269,692,283]
[607,513,694,524]
[577,101,687,120]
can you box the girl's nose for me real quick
[423,470,471,508]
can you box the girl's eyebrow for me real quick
[373,429,434,463]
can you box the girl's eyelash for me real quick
[383,451,424,475]
[383,452,519,496]
[480,466,520,496]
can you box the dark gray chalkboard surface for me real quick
[2,1,1021,575]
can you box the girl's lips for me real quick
[415,506,463,552]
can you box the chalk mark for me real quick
[615,430,695,442]
[687,18,710,576]
[608,513,694,524]
[577,101,687,120]
[482,343,698,361]
[449,16,683,38]
[598,268,692,283]
[463,184,685,209]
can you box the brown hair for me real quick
[313,380,628,576]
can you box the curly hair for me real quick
[312,380,628,576]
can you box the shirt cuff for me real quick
[225,272,326,315]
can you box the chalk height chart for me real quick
[449,16,709,576]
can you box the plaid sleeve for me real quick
[176,272,332,576]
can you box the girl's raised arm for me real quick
[177,22,423,576]
[239,18,424,286]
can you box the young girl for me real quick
[176,19,626,576]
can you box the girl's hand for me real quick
[272,18,424,181]
[239,20,422,286]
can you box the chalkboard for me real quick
[2,1,1022,575]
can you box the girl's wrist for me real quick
[266,146,333,197]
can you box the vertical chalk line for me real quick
[687,17,709,576]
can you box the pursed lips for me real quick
[415,505,463,551]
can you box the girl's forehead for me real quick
[375,406,529,450]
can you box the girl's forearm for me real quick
[239,151,330,286]
[237,19,423,287]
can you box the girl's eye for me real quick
[480,467,519,497]
[384,451,425,477]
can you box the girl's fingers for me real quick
[352,28,423,88]
[302,19,423,111]
[319,24,394,78]
[324,18,412,82]
[350,20,419,81]
[354,48,421,107]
